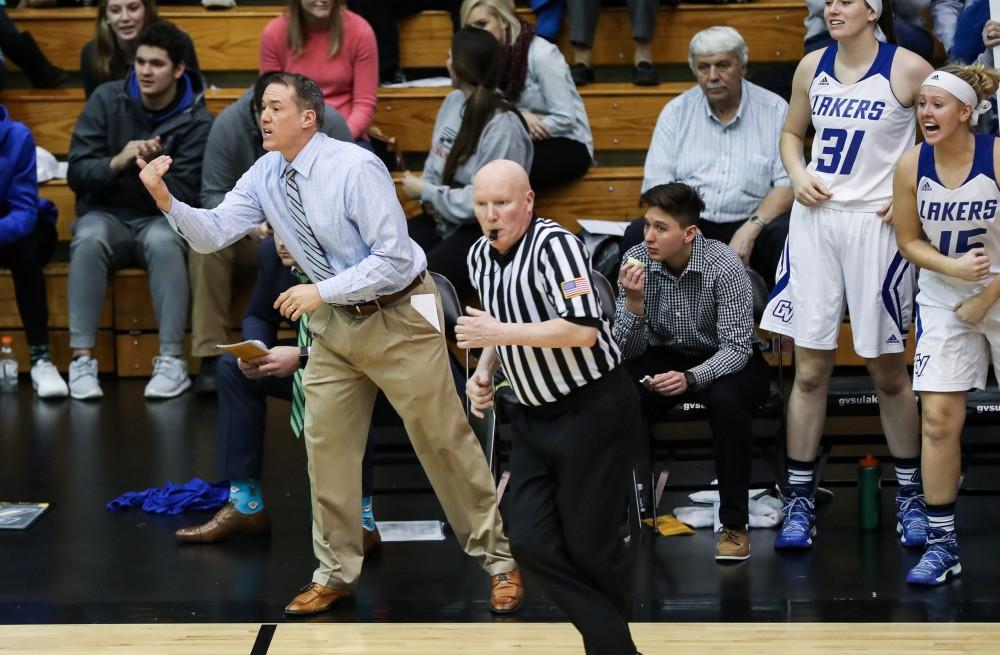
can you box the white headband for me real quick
[865,0,887,42]
[922,70,993,126]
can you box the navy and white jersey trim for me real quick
[918,133,997,189]
[467,218,621,407]
[814,42,896,84]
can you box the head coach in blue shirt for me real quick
[137,71,523,616]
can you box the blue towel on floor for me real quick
[106,478,229,515]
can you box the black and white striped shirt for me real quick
[468,218,621,406]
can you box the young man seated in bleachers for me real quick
[620,27,792,288]
[0,103,68,397]
[614,183,768,562]
[66,21,212,400]
[188,75,352,394]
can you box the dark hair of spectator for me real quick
[93,0,161,81]
[253,71,327,130]
[136,21,188,68]
[640,183,705,228]
[876,0,896,44]
[442,27,526,186]
[287,0,345,58]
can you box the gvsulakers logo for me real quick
[771,300,793,323]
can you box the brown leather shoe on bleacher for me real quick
[174,504,270,543]
[362,526,382,555]
[489,568,524,613]
[284,583,354,616]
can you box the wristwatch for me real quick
[299,346,310,368]
[748,215,767,229]
[683,370,697,388]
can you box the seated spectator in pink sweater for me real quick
[259,0,377,141]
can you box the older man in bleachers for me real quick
[620,26,792,288]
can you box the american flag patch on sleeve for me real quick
[561,276,591,300]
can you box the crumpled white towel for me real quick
[36,147,67,183]
[673,486,784,531]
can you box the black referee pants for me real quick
[624,348,769,528]
[505,367,639,655]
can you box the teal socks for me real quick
[230,478,264,515]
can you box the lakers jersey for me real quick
[917,134,1000,309]
[808,43,916,211]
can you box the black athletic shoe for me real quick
[570,62,594,86]
[632,61,660,86]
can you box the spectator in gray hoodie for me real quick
[401,26,532,301]
[66,21,212,401]
[461,0,593,190]
[189,78,350,394]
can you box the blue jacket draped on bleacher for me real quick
[0,104,56,248]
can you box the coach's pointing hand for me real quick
[138,155,173,212]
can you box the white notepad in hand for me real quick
[216,340,270,360]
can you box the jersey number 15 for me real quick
[939,228,987,256]
[815,128,865,175]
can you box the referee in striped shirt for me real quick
[458,160,642,655]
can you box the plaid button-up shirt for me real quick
[613,234,755,388]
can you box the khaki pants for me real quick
[303,274,515,588]
[189,238,260,358]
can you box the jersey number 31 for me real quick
[815,128,865,175]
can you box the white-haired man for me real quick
[621,26,793,287]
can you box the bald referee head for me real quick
[473,160,535,255]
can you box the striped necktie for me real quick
[284,165,335,281]
[290,270,312,438]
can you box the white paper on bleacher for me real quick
[382,77,452,89]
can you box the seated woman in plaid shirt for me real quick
[614,182,769,562]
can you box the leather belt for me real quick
[336,272,425,316]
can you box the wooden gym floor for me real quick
[2,622,1000,654]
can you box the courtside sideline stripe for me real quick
[250,624,276,655]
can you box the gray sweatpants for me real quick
[69,211,189,357]
[567,0,660,47]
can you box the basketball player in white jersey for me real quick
[894,64,1000,586]
[760,0,932,549]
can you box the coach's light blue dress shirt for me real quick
[164,131,427,305]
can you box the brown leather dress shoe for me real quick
[362,526,382,555]
[284,583,354,616]
[489,568,524,614]
[174,505,270,543]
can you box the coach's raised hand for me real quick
[137,155,174,213]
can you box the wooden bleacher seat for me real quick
[7,3,806,73]
[377,82,686,152]
[1,82,686,155]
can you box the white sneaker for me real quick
[31,359,69,398]
[144,356,191,399]
[68,356,103,400]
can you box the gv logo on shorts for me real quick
[914,354,930,377]
[771,300,793,323]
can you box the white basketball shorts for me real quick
[760,203,913,358]
[912,302,1000,393]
